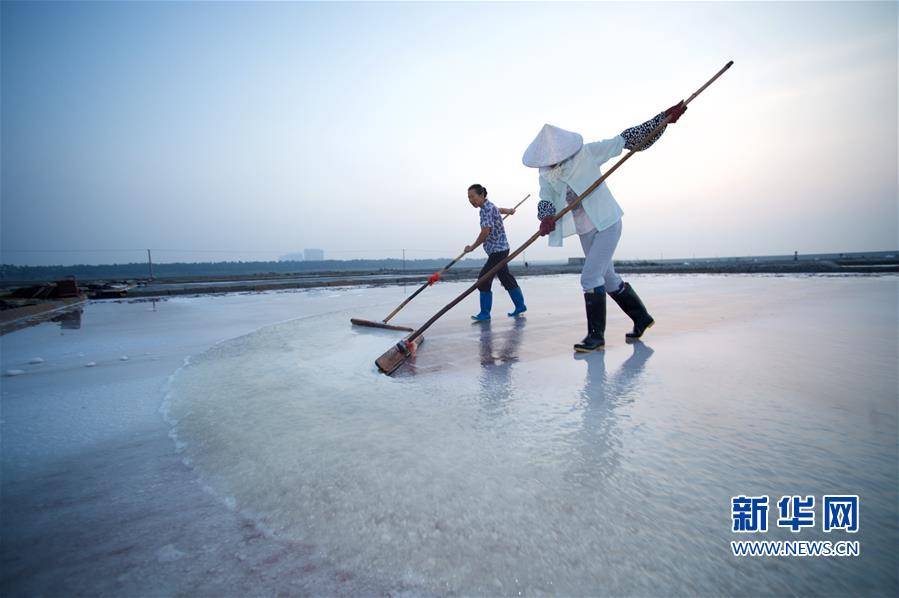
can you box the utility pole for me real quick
[147,249,154,280]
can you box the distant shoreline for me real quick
[82,255,899,298]
[1,250,896,284]
[1,254,895,335]
[0,251,895,301]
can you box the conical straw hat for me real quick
[522,124,583,168]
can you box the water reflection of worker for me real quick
[574,342,655,479]
[581,341,654,400]
[477,318,526,416]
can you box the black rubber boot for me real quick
[610,282,654,340]
[574,289,606,352]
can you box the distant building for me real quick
[304,248,324,261]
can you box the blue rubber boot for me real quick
[507,287,527,317]
[471,290,492,321]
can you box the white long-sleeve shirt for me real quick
[536,112,668,245]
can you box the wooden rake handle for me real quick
[404,61,733,343]
[552,60,733,223]
[382,193,531,323]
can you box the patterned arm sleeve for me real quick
[537,200,557,220]
[537,175,558,220]
[621,112,667,151]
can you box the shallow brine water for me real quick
[165,275,898,596]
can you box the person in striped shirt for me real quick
[464,184,527,321]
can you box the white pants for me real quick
[578,220,623,293]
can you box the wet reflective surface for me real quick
[168,275,897,595]
[49,306,83,329]
[2,276,897,595]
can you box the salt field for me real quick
[1,274,897,596]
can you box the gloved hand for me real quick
[428,271,441,285]
[539,216,556,236]
[664,100,687,123]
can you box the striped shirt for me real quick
[479,200,510,254]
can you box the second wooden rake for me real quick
[350,193,531,331]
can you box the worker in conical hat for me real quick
[522,101,686,352]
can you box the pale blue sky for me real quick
[2,1,896,266]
